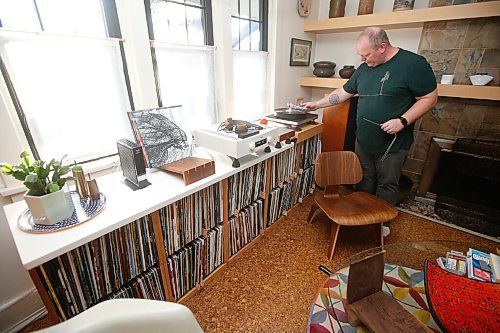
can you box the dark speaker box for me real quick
[117,139,150,190]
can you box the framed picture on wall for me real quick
[289,38,312,66]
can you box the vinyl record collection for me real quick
[267,148,298,226]
[228,200,264,256]
[228,161,267,216]
[159,182,223,256]
[293,135,320,204]
[35,215,159,320]
[103,265,165,301]
[167,225,224,300]
[293,166,315,204]
[29,127,323,322]
[299,135,320,170]
[269,145,298,189]
[267,181,293,226]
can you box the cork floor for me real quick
[21,194,498,333]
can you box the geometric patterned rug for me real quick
[307,264,441,333]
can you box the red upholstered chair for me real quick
[424,260,500,333]
[307,151,398,260]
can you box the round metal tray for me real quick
[17,191,106,233]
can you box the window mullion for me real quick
[32,0,45,31]
[0,55,41,160]
[102,0,122,38]
[260,0,268,51]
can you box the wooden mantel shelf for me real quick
[304,1,500,34]
[300,77,500,101]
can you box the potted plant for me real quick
[1,151,75,225]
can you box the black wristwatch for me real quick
[398,116,408,128]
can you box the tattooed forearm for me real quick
[328,94,340,105]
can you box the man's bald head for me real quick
[358,27,391,49]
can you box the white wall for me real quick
[0,198,46,333]
[272,1,320,108]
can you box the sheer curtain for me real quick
[153,42,217,132]
[232,50,268,120]
[0,31,132,162]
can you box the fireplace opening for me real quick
[417,138,500,238]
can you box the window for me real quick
[0,0,131,163]
[231,0,269,120]
[146,0,217,125]
[148,0,213,46]
[231,0,267,51]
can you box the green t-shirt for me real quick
[343,48,436,154]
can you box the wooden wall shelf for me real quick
[304,2,500,34]
[300,77,500,101]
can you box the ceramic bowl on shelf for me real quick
[313,61,336,78]
[469,74,493,86]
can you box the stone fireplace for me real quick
[416,137,500,237]
[401,0,500,200]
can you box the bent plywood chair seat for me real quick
[307,151,398,260]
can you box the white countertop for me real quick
[4,144,294,270]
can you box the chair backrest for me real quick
[314,151,363,188]
[36,299,204,333]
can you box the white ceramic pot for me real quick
[24,189,75,225]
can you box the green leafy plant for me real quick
[0,151,73,196]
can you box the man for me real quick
[302,27,437,234]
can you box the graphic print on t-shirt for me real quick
[380,71,391,95]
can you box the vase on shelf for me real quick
[393,0,415,11]
[329,0,346,18]
[358,0,374,15]
[313,61,336,78]
[339,65,356,79]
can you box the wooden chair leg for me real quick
[327,223,340,260]
[378,223,384,248]
[307,202,320,223]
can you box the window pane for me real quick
[250,0,260,21]
[0,0,41,31]
[239,0,250,18]
[154,43,217,130]
[186,6,204,45]
[0,33,132,162]
[250,21,260,51]
[35,0,106,37]
[185,0,201,6]
[230,0,239,16]
[233,50,267,120]
[231,17,239,50]
[238,19,250,51]
[151,1,188,44]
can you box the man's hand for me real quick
[300,101,318,111]
[381,118,405,134]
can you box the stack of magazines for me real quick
[436,248,497,283]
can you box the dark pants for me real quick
[355,140,407,206]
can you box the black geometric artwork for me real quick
[128,106,193,168]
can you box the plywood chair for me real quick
[307,151,398,260]
[35,299,204,333]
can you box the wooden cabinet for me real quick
[300,2,500,101]
[5,123,323,323]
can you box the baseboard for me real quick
[398,207,500,243]
[0,288,46,333]
[4,307,48,333]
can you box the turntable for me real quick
[265,103,318,130]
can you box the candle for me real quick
[72,166,88,198]
[86,178,100,200]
